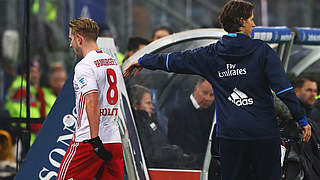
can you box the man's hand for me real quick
[301,124,311,142]
[123,60,143,78]
[83,136,113,161]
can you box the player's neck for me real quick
[82,41,99,57]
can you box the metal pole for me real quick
[127,0,133,41]
[260,0,269,26]
[24,0,31,151]
[186,0,192,21]
[193,0,220,14]
[282,32,296,72]
[200,110,216,180]
[146,0,200,29]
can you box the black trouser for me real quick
[219,137,281,180]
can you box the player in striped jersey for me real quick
[57,18,123,180]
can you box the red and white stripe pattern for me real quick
[77,93,85,128]
[76,89,98,128]
[57,142,79,180]
[83,89,98,97]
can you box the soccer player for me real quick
[57,18,123,180]
[124,1,311,180]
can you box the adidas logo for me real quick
[228,88,254,106]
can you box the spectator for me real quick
[128,84,193,168]
[293,77,320,179]
[151,26,172,41]
[5,61,41,118]
[275,79,320,180]
[311,98,320,126]
[123,37,149,63]
[168,78,214,158]
[48,64,67,96]
[42,64,67,115]
[294,76,318,118]
[5,60,44,143]
[5,60,41,118]
[0,57,15,104]
[0,102,14,144]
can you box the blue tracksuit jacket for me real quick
[138,33,308,140]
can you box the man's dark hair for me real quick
[218,0,254,33]
[152,26,173,37]
[98,23,112,37]
[293,76,317,89]
[127,37,149,52]
[128,84,151,106]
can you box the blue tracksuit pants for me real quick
[219,137,281,180]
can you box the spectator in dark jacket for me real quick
[294,76,318,118]
[168,78,214,163]
[128,84,193,169]
[311,99,320,126]
[123,37,149,64]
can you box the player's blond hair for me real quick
[69,17,99,41]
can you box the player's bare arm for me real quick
[85,92,100,138]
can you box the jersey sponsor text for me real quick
[218,63,247,78]
[94,58,118,68]
[100,107,118,116]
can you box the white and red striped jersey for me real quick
[73,50,121,143]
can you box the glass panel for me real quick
[303,59,320,73]
[126,38,217,169]
[287,45,312,71]
[121,94,148,179]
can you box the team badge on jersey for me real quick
[79,77,87,88]
[74,83,80,91]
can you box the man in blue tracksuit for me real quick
[124,1,311,180]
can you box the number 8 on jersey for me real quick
[106,68,118,105]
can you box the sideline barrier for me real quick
[289,27,320,76]
[251,26,293,43]
[293,27,320,45]
[250,26,295,70]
